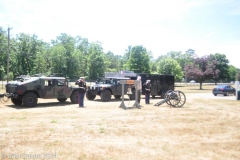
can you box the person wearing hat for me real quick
[143,80,151,104]
[75,77,87,107]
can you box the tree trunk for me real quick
[200,82,202,90]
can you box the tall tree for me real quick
[71,49,85,79]
[228,65,238,82]
[237,69,240,81]
[127,45,150,73]
[184,56,219,89]
[157,58,184,81]
[156,49,196,73]
[0,27,7,79]
[210,53,230,82]
[52,33,76,78]
[87,42,105,80]
[15,33,43,76]
[75,36,90,76]
[104,51,122,72]
[49,44,67,76]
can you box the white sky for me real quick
[1,0,240,68]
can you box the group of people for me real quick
[75,76,152,108]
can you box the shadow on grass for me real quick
[4,101,74,109]
[92,96,163,103]
[187,89,212,91]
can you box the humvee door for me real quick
[41,79,66,98]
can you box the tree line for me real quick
[0,26,239,84]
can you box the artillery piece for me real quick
[0,93,9,103]
[154,90,186,108]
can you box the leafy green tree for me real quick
[237,69,240,81]
[104,51,119,72]
[14,33,44,76]
[123,45,132,61]
[0,27,7,79]
[155,49,196,74]
[210,53,230,82]
[49,44,67,75]
[87,42,105,80]
[32,42,51,75]
[75,36,90,76]
[52,33,76,78]
[184,56,219,89]
[228,65,238,82]
[127,45,150,73]
[71,50,85,79]
[157,58,184,81]
[150,60,158,73]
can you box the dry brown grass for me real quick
[0,86,240,160]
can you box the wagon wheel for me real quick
[168,90,186,108]
[164,90,173,105]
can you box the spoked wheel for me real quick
[168,90,186,108]
[1,94,9,103]
[164,90,173,105]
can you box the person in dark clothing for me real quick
[143,80,151,104]
[75,77,87,107]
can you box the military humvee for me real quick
[86,77,135,101]
[5,76,79,107]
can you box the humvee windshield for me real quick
[96,78,115,84]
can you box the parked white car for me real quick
[190,80,196,83]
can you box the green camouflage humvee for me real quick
[5,76,79,107]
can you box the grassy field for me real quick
[0,85,240,160]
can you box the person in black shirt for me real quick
[75,77,87,107]
[143,80,151,104]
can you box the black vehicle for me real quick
[212,85,236,96]
[86,77,134,102]
[105,71,175,98]
[137,73,175,98]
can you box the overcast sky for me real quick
[1,0,240,68]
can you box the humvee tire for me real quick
[114,95,121,99]
[86,91,96,100]
[22,92,38,107]
[11,98,22,105]
[70,91,78,104]
[57,98,67,102]
[101,90,111,101]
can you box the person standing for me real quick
[144,80,151,104]
[137,76,142,106]
[75,77,87,107]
